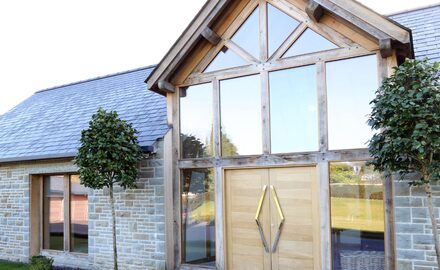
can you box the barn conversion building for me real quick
[0,1,439,270]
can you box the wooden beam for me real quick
[379,38,393,58]
[306,0,324,23]
[313,0,390,41]
[201,27,222,45]
[158,80,176,93]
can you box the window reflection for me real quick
[326,55,378,150]
[330,162,384,270]
[204,47,247,73]
[284,28,337,58]
[181,169,215,266]
[180,83,213,159]
[70,175,89,253]
[231,7,260,59]
[267,3,300,56]
[43,175,65,251]
[269,65,318,153]
[220,75,261,156]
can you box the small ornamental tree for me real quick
[368,59,440,266]
[75,108,143,270]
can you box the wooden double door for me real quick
[225,167,321,270]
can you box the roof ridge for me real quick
[387,3,440,17]
[36,64,157,94]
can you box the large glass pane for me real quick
[269,65,318,153]
[283,28,337,58]
[43,175,65,251]
[70,175,89,253]
[231,7,260,59]
[327,55,378,150]
[330,162,384,270]
[181,169,215,266]
[268,3,300,57]
[220,75,261,156]
[180,83,213,158]
[204,47,247,73]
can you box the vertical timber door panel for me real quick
[269,167,321,270]
[225,167,320,270]
[225,169,271,270]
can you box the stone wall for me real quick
[395,173,440,270]
[0,159,76,263]
[0,140,165,270]
[89,141,165,270]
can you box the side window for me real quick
[181,169,215,266]
[43,175,89,253]
[329,162,385,270]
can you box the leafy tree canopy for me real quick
[75,108,143,189]
[368,59,440,185]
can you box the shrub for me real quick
[30,256,53,270]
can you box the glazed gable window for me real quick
[43,175,89,253]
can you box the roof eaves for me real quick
[0,153,77,164]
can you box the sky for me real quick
[0,0,439,115]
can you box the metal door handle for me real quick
[270,185,285,253]
[255,185,269,253]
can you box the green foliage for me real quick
[368,59,440,186]
[330,164,362,184]
[29,256,53,270]
[221,133,238,156]
[181,134,207,158]
[75,108,143,190]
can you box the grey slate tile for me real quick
[0,66,167,161]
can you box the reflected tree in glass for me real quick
[330,162,385,270]
[220,75,262,156]
[180,83,213,158]
[181,169,215,266]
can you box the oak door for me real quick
[225,167,320,270]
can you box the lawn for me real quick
[331,197,384,232]
[0,260,28,270]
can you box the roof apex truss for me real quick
[146,0,413,95]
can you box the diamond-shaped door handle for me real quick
[270,185,285,253]
[255,185,269,253]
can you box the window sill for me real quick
[40,250,89,269]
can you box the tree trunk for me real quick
[109,184,118,270]
[425,183,440,268]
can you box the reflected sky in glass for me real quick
[268,3,299,57]
[180,83,213,158]
[231,7,260,59]
[205,48,247,73]
[220,75,262,156]
[270,65,318,153]
[327,55,378,150]
[284,28,337,58]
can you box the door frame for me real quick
[220,164,325,270]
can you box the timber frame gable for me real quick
[146,0,413,95]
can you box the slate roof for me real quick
[0,66,168,162]
[391,4,440,62]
